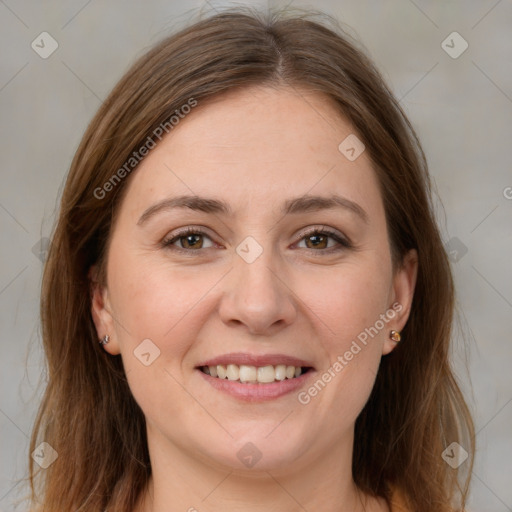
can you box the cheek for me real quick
[108,251,227,362]
[107,254,211,422]
[111,254,206,342]
[293,257,392,417]
[295,258,392,347]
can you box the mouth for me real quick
[195,353,315,401]
[198,364,314,384]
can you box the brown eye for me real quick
[304,233,329,249]
[296,228,351,252]
[162,228,215,251]
[180,233,204,249]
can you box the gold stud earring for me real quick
[390,330,401,343]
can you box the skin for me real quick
[91,85,418,512]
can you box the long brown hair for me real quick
[28,7,475,511]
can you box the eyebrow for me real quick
[137,193,369,225]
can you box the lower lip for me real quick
[197,369,314,402]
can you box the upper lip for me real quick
[197,352,315,369]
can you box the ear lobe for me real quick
[382,249,418,355]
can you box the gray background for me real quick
[0,0,511,510]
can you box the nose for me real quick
[218,244,297,336]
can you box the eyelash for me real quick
[161,226,352,255]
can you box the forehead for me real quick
[119,85,384,222]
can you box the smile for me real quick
[199,364,313,384]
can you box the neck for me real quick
[134,426,389,512]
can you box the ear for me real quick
[88,265,121,355]
[382,249,418,355]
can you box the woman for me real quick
[28,7,475,512]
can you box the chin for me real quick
[191,430,310,474]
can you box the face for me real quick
[91,86,417,475]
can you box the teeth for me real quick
[226,364,239,381]
[275,364,286,381]
[201,363,307,383]
[217,364,227,379]
[257,365,275,383]
[239,365,257,383]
